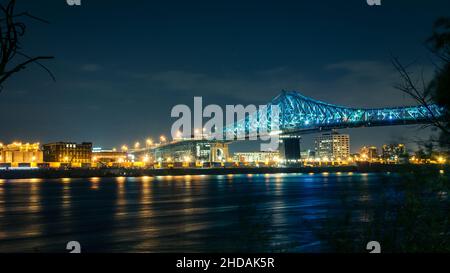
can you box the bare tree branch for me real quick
[391,56,449,135]
[0,0,54,92]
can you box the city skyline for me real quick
[0,126,438,155]
[0,137,423,167]
[0,0,449,150]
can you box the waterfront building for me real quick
[300,150,314,161]
[92,148,127,167]
[152,140,229,164]
[360,146,379,161]
[43,142,92,167]
[233,151,280,163]
[382,144,407,163]
[315,132,350,161]
[0,142,43,167]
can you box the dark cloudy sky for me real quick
[0,0,449,152]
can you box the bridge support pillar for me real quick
[279,135,302,165]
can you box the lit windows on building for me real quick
[382,144,407,163]
[315,133,350,161]
[92,148,127,166]
[43,142,93,165]
[360,146,379,161]
[233,151,280,163]
[152,140,229,163]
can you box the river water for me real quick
[0,173,397,253]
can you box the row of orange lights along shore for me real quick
[119,135,169,152]
[121,129,211,152]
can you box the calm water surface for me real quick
[0,173,396,253]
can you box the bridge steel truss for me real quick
[223,90,445,138]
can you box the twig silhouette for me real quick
[0,0,54,92]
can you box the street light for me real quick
[160,135,167,143]
[146,138,153,147]
[121,145,128,152]
[135,142,140,150]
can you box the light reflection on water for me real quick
[29,183,41,214]
[90,177,100,190]
[0,173,393,253]
[62,182,71,211]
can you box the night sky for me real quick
[1,0,449,153]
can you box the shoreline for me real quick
[0,164,447,180]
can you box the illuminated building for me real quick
[92,148,127,166]
[233,151,280,163]
[382,144,406,163]
[300,150,315,161]
[0,142,43,167]
[315,132,350,161]
[43,142,92,166]
[152,140,229,163]
[437,156,446,164]
[360,146,379,161]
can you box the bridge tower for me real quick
[279,134,302,165]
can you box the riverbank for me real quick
[0,164,447,179]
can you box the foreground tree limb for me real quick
[0,0,54,92]
[392,17,450,146]
[391,57,449,136]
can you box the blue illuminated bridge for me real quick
[145,90,445,162]
[223,90,445,137]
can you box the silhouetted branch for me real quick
[0,55,54,83]
[15,51,55,81]
[0,0,54,92]
[391,56,449,135]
